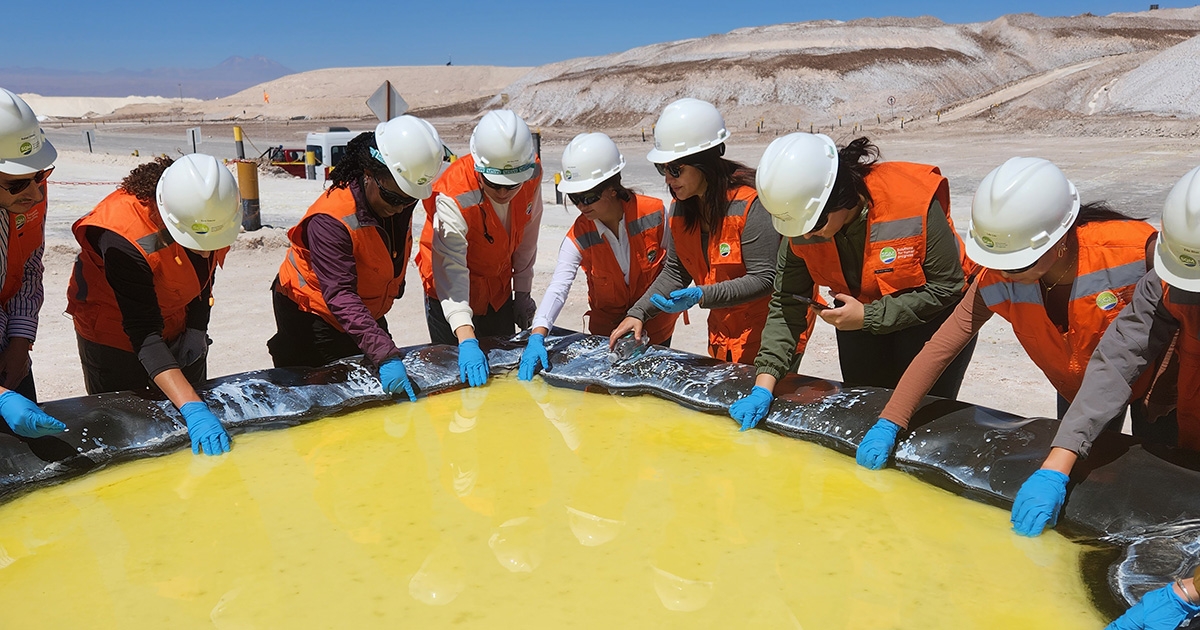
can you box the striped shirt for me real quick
[0,209,45,351]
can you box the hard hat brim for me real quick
[646,141,723,165]
[963,235,1046,271]
[0,139,56,175]
[1155,246,1200,292]
[392,172,434,200]
[482,168,536,187]
[163,209,243,252]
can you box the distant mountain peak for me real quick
[0,55,295,99]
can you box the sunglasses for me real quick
[0,168,53,195]
[568,187,606,207]
[481,177,521,192]
[654,162,687,178]
[371,174,418,210]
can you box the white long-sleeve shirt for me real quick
[531,218,633,332]
[431,186,544,332]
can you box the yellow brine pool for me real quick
[0,377,1107,629]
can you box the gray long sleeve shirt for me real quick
[1054,269,1181,457]
[627,198,779,321]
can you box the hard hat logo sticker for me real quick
[1096,291,1119,311]
[563,170,573,180]
[1181,254,1198,268]
[880,247,897,264]
[719,243,731,257]
[18,142,32,156]
[981,236,995,249]
[191,223,210,234]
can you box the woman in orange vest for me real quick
[270,116,445,400]
[67,154,241,456]
[518,132,677,379]
[609,98,792,365]
[729,133,978,431]
[854,157,1161,474]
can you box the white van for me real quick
[305,128,365,180]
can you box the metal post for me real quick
[554,173,563,205]
[233,126,246,159]
[305,150,316,180]
[236,160,262,231]
[532,131,541,160]
[641,128,645,142]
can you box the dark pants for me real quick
[835,305,977,399]
[267,289,389,369]
[424,294,515,346]
[77,334,207,395]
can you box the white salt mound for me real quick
[1105,35,1200,117]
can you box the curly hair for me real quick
[823,137,881,216]
[119,155,174,203]
[327,131,389,193]
[673,146,756,234]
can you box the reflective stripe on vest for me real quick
[0,182,47,304]
[870,215,924,243]
[1070,260,1147,302]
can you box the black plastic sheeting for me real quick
[2,332,1198,618]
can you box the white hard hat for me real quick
[965,157,1080,270]
[470,110,537,186]
[755,133,839,237]
[1155,165,1200,291]
[558,132,625,194]
[0,88,56,175]
[374,115,444,200]
[646,98,730,164]
[155,154,241,251]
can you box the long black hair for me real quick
[327,132,389,193]
[675,145,756,233]
[1074,200,1137,226]
[822,137,881,217]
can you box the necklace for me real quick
[1041,245,1075,292]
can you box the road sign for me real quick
[82,129,95,153]
[367,81,408,122]
[187,127,202,153]
[887,96,896,106]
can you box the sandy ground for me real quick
[28,122,1200,426]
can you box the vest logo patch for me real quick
[526,202,533,215]
[879,246,897,264]
[14,214,25,229]
[647,248,658,263]
[18,141,32,156]
[981,236,995,248]
[1182,254,1198,268]
[191,222,210,234]
[1096,291,1119,311]
[719,243,731,257]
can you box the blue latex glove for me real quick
[1106,584,1200,630]
[180,401,230,456]
[0,390,66,438]
[458,338,489,388]
[649,287,704,314]
[856,419,902,470]
[1011,469,1069,536]
[729,386,773,431]
[518,333,549,381]
[380,357,416,401]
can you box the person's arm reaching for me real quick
[430,193,475,338]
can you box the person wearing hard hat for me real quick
[67,154,240,456]
[854,157,1163,472]
[609,98,804,365]
[416,110,544,388]
[729,134,978,431]
[517,132,677,380]
[1006,166,1200,547]
[270,116,445,401]
[0,88,64,439]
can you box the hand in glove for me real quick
[856,419,902,470]
[649,287,703,314]
[458,338,489,388]
[1105,584,1200,630]
[180,401,230,456]
[518,333,549,381]
[0,390,66,438]
[380,357,417,401]
[1011,469,1069,536]
[729,386,773,431]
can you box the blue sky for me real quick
[10,0,1181,72]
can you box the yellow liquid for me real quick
[0,377,1106,629]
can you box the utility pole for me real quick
[178,83,183,103]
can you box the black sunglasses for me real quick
[481,177,521,192]
[654,162,687,178]
[568,187,606,207]
[0,168,53,195]
[371,174,418,210]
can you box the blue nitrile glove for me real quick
[380,357,417,401]
[729,386,773,431]
[518,333,549,381]
[1105,584,1200,630]
[1011,469,1069,536]
[856,419,902,470]
[0,390,66,438]
[458,338,489,388]
[180,401,230,456]
[649,287,704,314]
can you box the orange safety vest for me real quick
[67,189,227,352]
[672,185,812,364]
[276,187,408,331]
[977,220,1158,404]
[416,154,543,316]
[0,182,47,304]
[1163,284,1200,450]
[567,194,679,344]
[788,162,976,302]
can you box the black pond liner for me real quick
[2,331,1198,623]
